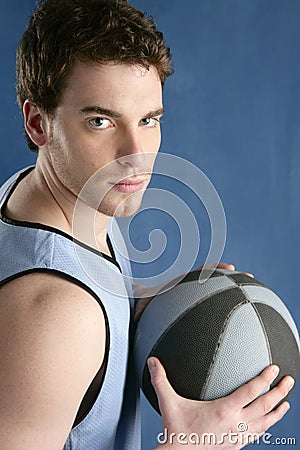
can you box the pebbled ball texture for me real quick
[134,269,300,414]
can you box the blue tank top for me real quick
[0,167,141,450]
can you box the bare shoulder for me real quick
[0,271,106,332]
[0,272,106,449]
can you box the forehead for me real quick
[60,61,163,112]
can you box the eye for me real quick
[140,117,161,127]
[89,117,112,129]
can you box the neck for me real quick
[17,158,112,255]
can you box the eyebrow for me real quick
[143,108,165,119]
[80,106,121,118]
[79,106,165,119]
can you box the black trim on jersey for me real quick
[0,167,121,272]
[0,268,111,429]
[106,233,117,262]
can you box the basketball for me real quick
[134,269,300,414]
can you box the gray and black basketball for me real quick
[134,269,300,414]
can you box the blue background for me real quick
[0,0,299,448]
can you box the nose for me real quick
[117,128,146,169]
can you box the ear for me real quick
[23,100,47,148]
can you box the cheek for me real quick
[143,128,161,154]
[49,121,75,159]
[55,125,101,165]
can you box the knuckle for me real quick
[262,398,273,415]
[150,371,163,390]
[259,406,286,433]
[246,383,259,401]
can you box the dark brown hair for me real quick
[16,0,173,152]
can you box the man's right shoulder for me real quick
[0,271,107,449]
[0,272,107,345]
[0,271,103,314]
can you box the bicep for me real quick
[0,274,106,449]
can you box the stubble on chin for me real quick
[98,189,145,218]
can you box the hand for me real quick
[149,357,294,449]
[200,261,254,279]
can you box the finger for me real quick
[199,262,235,270]
[244,375,294,422]
[247,401,290,437]
[244,272,254,278]
[147,357,178,414]
[225,365,280,411]
[216,262,235,271]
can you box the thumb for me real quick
[147,357,178,415]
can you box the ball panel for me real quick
[153,268,236,296]
[141,287,247,414]
[255,303,300,399]
[180,269,225,283]
[241,285,300,351]
[203,303,271,400]
[134,276,236,386]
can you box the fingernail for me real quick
[271,365,280,376]
[147,357,156,373]
[283,402,290,412]
[286,377,295,389]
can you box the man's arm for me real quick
[0,272,106,450]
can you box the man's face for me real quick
[42,61,163,217]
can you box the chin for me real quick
[99,191,144,218]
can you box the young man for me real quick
[0,0,294,449]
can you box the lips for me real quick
[109,177,148,194]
